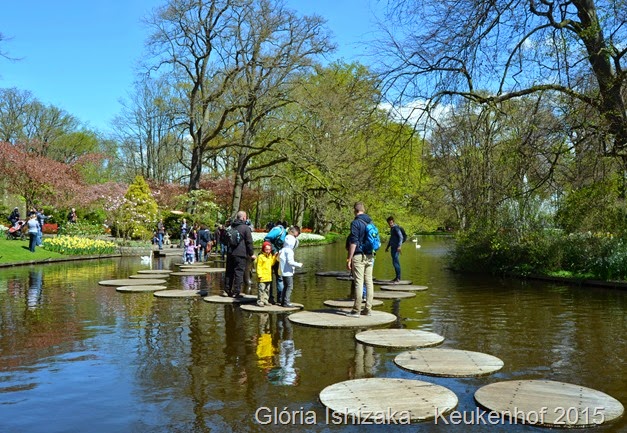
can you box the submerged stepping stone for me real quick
[129,274,171,279]
[169,271,210,276]
[203,294,257,304]
[323,298,383,308]
[240,303,303,313]
[154,289,207,298]
[99,278,167,286]
[116,285,168,293]
[288,309,396,328]
[137,269,173,274]
[395,348,504,377]
[319,378,458,423]
[475,380,624,428]
[373,279,412,285]
[316,270,351,277]
[336,276,354,281]
[373,291,416,299]
[380,284,428,292]
[355,329,444,349]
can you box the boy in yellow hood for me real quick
[255,241,277,306]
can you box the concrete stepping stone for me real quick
[154,289,207,298]
[203,294,257,304]
[380,284,428,292]
[373,291,416,299]
[169,271,210,276]
[475,380,624,428]
[373,279,412,285]
[355,329,444,349]
[116,285,168,293]
[395,348,504,377]
[288,309,396,328]
[319,378,458,423]
[240,303,303,313]
[323,298,383,308]
[137,269,172,274]
[99,279,167,286]
[129,274,171,279]
[316,270,351,277]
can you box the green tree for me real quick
[114,175,159,240]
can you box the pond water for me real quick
[0,237,625,433]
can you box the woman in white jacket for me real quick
[278,231,302,307]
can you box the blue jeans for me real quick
[391,249,401,280]
[157,233,164,249]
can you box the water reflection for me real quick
[266,315,301,386]
[0,242,625,433]
[27,270,43,309]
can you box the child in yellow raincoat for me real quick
[255,241,277,306]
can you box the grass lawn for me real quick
[0,235,66,264]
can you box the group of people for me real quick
[7,206,52,252]
[221,211,302,308]
[171,202,405,313]
[156,218,230,263]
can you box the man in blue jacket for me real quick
[346,202,375,317]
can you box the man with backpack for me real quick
[346,202,379,318]
[263,222,287,304]
[223,211,256,298]
[385,216,406,283]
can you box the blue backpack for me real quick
[359,219,381,254]
[264,225,286,251]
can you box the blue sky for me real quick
[0,0,384,134]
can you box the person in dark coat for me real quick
[223,211,256,298]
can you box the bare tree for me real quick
[145,0,242,192]
[381,0,627,157]
[223,0,333,216]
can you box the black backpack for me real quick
[398,225,408,243]
[226,226,242,249]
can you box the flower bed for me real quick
[42,223,58,234]
[43,236,118,255]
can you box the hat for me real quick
[262,241,272,250]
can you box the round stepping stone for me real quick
[288,309,396,328]
[380,284,428,292]
[373,291,416,299]
[154,289,207,298]
[129,274,171,279]
[475,380,624,428]
[323,298,383,308]
[316,270,351,277]
[374,279,412,285]
[116,285,168,293]
[203,294,257,304]
[240,303,303,313]
[169,271,209,276]
[180,267,225,273]
[336,276,354,281]
[177,264,210,269]
[137,269,172,274]
[395,348,504,377]
[319,378,457,423]
[99,279,167,286]
[355,329,444,348]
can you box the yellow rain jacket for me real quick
[255,252,277,283]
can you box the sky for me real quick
[0,0,385,134]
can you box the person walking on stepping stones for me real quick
[255,241,277,307]
[346,202,375,317]
[223,211,256,298]
[278,228,302,307]
[385,216,405,283]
